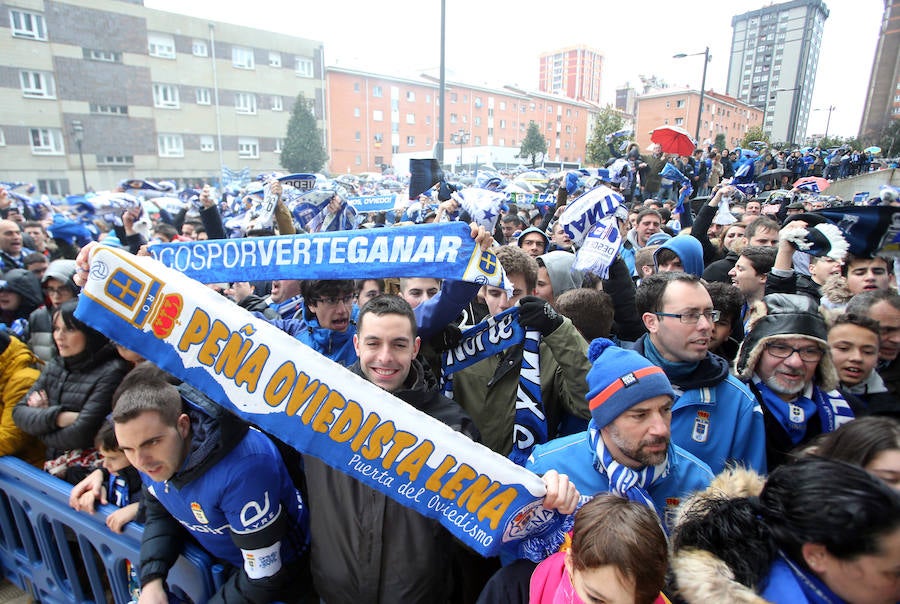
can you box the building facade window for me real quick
[268,51,281,67]
[354,107,361,117]
[20,71,55,98]
[157,134,184,158]
[29,128,63,155]
[232,46,255,69]
[148,33,176,58]
[354,131,361,141]
[89,103,128,115]
[83,49,121,63]
[96,155,133,166]
[0,129,5,146]
[295,57,313,77]
[196,88,211,105]
[235,92,257,114]
[271,96,283,111]
[192,40,208,57]
[37,179,68,196]
[372,85,383,98]
[406,136,415,146]
[200,136,215,152]
[9,9,47,40]
[238,137,259,159]
[153,84,180,108]
[373,110,383,121]
[406,113,415,124]
[274,138,284,154]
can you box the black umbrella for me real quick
[758,168,792,182]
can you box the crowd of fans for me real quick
[0,152,898,604]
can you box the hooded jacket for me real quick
[304,359,479,604]
[0,333,45,466]
[626,335,767,476]
[517,226,550,254]
[654,235,705,277]
[138,384,311,603]
[537,251,583,298]
[0,268,44,328]
[29,260,79,362]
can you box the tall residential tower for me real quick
[726,0,829,144]
[538,46,603,105]
[858,0,900,142]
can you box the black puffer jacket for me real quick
[304,358,480,604]
[13,344,129,459]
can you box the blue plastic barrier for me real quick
[0,457,224,603]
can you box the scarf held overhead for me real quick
[75,246,556,556]
[149,222,508,291]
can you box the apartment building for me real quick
[635,88,763,152]
[1,0,324,195]
[538,46,603,105]
[327,67,597,175]
[726,0,829,144]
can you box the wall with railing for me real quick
[0,456,223,604]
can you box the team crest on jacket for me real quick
[191,502,209,524]
[692,411,710,443]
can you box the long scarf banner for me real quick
[442,308,524,375]
[148,222,507,290]
[74,247,560,556]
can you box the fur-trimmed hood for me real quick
[671,467,771,604]
[734,294,839,391]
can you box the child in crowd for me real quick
[530,494,670,604]
[69,421,143,533]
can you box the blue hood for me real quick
[654,235,704,277]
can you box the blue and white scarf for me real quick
[74,246,558,557]
[510,330,544,467]
[588,419,670,514]
[440,308,545,466]
[149,222,508,292]
[753,377,854,445]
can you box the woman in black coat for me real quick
[13,299,129,483]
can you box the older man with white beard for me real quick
[734,294,865,469]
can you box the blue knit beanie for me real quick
[586,338,675,429]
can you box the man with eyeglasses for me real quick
[630,272,766,475]
[735,293,859,469]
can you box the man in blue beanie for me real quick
[527,338,712,537]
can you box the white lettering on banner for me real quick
[154,235,463,273]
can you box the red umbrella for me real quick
[650,126,697,157]
[792,176,830,192]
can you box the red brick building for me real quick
[635,88,764,153]
[538,46,603,105]
[326,67,596,175]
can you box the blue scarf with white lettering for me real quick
[441,309,546,465]
[752,377,855,445]
[149,222,508,292]
[510,330,544,466]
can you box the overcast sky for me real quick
[146,0,885,139]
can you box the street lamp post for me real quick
[673,46,710,145]
[450,129,469,171]
[71,120,87,193]
[814,105,836,144]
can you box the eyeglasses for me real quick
[654,310,721,324]
[43,286,69,295]
[764,342,824,363]
[311,294,356,307]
